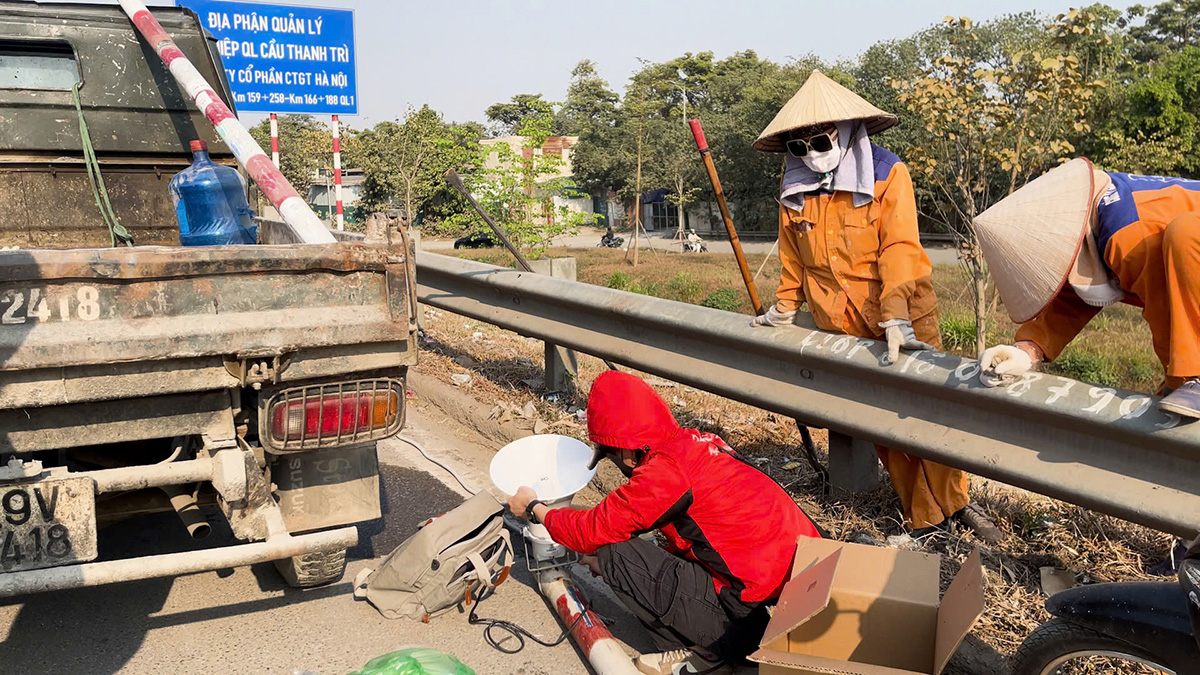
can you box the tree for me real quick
[1126,0,1200,63]
[571,51,827,237]
[248,114,332,197]
[557,60,619,136]
[644,119,704,247]
[485,94,557,136]
[354,105,482,229]
[465,104,592,256]
[1091,46,1200,175]
[895,15,1105,354]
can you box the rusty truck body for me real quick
[0,2,415,593]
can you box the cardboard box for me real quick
[751,538,984,675]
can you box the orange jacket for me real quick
[776,144,937,335]
[1016,173,1200,384]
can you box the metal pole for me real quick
[119,0,334,244]
[0,527,357,597]
[688,119,764,315]
[268,112,279,168]
[443,170,535,273]
[332,114,344,231]
[89,457,213,493]
[538,569,640,675]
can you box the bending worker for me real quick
[748,70,1000,543]
[507,371,822,675]
[976,158,1200,418]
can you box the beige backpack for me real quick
[353,491,514,621]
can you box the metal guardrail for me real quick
[416,252,1200,538]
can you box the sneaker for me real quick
[953,503,1005,545]
[1158,379,1200,418]
[635,648,731,675]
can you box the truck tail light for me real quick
[264,379,403,451]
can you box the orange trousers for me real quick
[837,303,970,529]
[1162,213,1200,382]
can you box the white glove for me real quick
[978,344,1035,387]
[750,305,797,328]
[879,319,934,365]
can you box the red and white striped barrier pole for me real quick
[269,113,279,168]
[538,568,639,675]
[120,0,334,244]
[332,114,344,231]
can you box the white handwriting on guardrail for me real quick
[794,330,1181,430]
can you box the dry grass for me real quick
[416,303,1174,665]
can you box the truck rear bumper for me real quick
[0,526,357,597]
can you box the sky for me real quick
[73,0,1131,127]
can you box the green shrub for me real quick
[606,271,631,290]
[1047,350,1120,388]
[702,287,741,313]
[629,281,661,297]
[1120,353,1163,389]
[666,273,703,304]
[939,314,976,354]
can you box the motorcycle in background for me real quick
[1010,539,1200,674]
[683,229,708,253]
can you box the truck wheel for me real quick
[1010,618,1172,675]
[274,547,347,588]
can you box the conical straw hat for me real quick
[974,157,1096,324]
[754,70,898,152]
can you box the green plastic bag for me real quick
[348,647,475,675]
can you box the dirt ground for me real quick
[415,299,1176,669]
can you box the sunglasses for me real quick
[786,129,837,158]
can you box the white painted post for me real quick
[269,112,279,167]
[332,114,344,231]
[119,0,333,243]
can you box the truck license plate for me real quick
[0,477,97,572]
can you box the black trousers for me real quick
[596,537,770,662]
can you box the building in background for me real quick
[307,168,365,226]
[637,190,730,238]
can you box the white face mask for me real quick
[802,146,841,174]
[1071,279,1123,307]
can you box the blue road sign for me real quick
[179,0,357,115]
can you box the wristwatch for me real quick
[526,499,546,524]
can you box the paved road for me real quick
[423,228,961,266]
[0,398,650,675]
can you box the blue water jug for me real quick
[169,140,257,246]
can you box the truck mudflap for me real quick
[269,444,382,534]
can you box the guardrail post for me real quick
[410,228,424,333]
[827,431,879,492]
[527,257,578,393]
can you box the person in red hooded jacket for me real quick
[507,371,822,675]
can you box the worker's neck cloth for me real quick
[780,121,874,211]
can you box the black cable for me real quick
[467,583,584,654]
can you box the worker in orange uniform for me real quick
[975,158,1200,576]
[750,71,1001,543]
[977,157,1200,418]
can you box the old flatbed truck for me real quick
[0,2,415,593]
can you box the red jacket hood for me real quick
[587,371,680,450]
